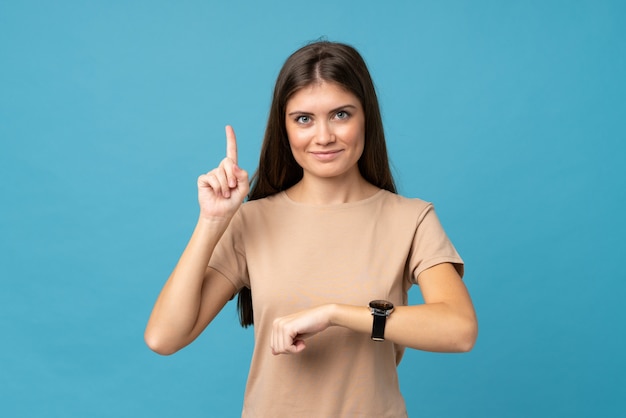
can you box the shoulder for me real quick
[241,192,284,210]
[378,190,433,219]
[224,194,285,237]
[236,192,287,221]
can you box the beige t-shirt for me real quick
[209,189,463,418]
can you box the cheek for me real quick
[352,130,366,161]
[342,125,365,150]
[285,131,306,165]
[286,128,309,152]
[339,117,365,140]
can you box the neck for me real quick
[286,173,379,205]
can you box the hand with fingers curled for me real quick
[197,125,249,221]
[270,304,335,355]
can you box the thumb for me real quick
[233,165,250,196]
[233,164,249,182]
[292,339,307,353]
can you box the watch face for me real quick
[369,300,394,310]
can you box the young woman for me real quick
[145,41,477,417]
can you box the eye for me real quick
[335,110,350,120]
[295,115,312,124]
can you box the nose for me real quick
[315,121,336,145]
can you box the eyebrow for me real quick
[287,104,358,117]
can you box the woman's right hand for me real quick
[197,125,249,221]
[145,125,246,355]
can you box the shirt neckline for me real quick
[277,188,387,209]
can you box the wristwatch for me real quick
[369,300,394,341]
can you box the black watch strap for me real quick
[371,313,387,341]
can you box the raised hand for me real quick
[197,125,249,221]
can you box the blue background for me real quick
[1,1,625,417]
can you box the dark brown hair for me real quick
[237,41,396,327]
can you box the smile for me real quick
[310,150,344,161]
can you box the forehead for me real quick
[286,82,361,111]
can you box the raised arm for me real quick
[144,126,249,355]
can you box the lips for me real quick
[310,150,343,161]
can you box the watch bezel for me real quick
[369,300,394,315]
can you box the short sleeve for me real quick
[208,209,249,291]
[409,204,464,284]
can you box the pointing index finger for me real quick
[225,125,238,165]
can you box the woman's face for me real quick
[285,82,365,182]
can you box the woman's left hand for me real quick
[270,305,335,355]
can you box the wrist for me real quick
[325,303,340,327]
[188,216,233,251]
[196,214,232,231]
[327,304,372,336]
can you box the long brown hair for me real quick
[237,41,397,327]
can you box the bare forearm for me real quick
[270,264,477,355]
[145,217,230,352]
[330,303,478,353]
